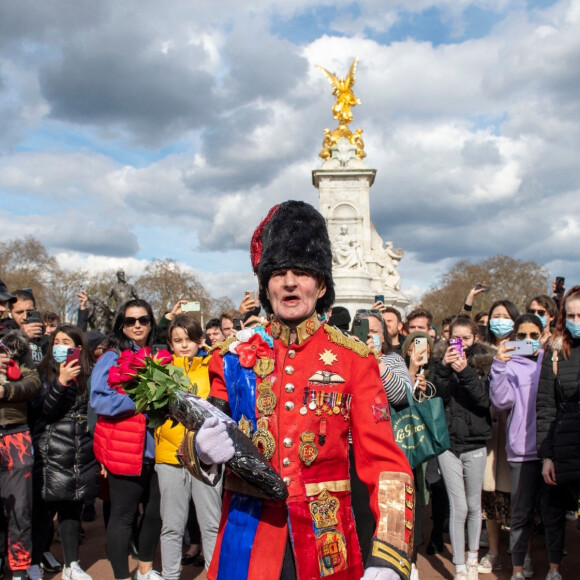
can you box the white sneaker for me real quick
[478,552,502,573]
[135,569,163,580]
[545,570,562,580]
[454,570,468,580]
[466,560,478,580]
[523,554,533,579]
[27,564,44,580]
[62,562,92,580]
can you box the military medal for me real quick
[318,417,327,446]
[343,394,352,421]
[256,380,276,416]
[309,390,317,411]
[252,417,275,460]
[237,414,253,438]
[300,387,309,415]
[254,357,274,378]
[333,392,341,415]
[299,431,319,466]
[318,349,338,366]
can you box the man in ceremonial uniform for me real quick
[194,201,414,580]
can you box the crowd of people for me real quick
[0,214,578,580]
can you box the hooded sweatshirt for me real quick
[489,350,544,462]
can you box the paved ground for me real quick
[17,501,580,579]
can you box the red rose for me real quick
[235,334,271,368]
[132,347,152,369]
[152,349,173,365]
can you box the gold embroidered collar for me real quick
[270,314,321,346]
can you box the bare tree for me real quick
[421,254,550,328]
[208,295,237,319]
[135,259,211,320]
[0,237,59,306]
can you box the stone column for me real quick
[312,139,409,321]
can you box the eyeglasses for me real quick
[527,309,547,317]
[515,332,541,340]
[356,309,381,316]
[123,316,151,328]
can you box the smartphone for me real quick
[505,339,535,356]
[25,310,41,324]
[374,294,385,304]
[352,318,369,342]
[65,347,81,366]
[181,301,201,312]
[555,277,565,295]
[233,317,243,331]
[246,290,257,301]
[414,336,428,365]
[475,284,491,292]
[449,337,464,357]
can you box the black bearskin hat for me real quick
[250,201,335,316]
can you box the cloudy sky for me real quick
[1,0,578,304]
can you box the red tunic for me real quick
[206,316,414,580]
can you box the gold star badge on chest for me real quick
[318,349,338,366]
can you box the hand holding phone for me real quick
[352,318,369,342]
[59,347,81,384]
[414,336,428,365]
[504,339,535,356]
[449,337,464,358]
[66,347,81,366]
[554,277,565,295]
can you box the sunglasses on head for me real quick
[527,309,547,317]
[356,309,381,316]
[123,316,151,328]
[515,332,541,341]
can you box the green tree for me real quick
[421,255,550,328]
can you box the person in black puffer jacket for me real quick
[536,285,580,580]
[29,324,98,580]
[433,316,493,580]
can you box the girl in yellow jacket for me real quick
[155,313,222,580]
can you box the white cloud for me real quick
[1,0,580,306]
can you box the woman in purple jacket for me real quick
[489,313,544,580]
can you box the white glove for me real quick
[361,567,401,580]
[195,417,235,465]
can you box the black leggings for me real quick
[32,496,83,566]
[106,464,162,579]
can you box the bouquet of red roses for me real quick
[108,346,193,427]
[107,344,288,500]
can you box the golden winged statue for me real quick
[316,58,361,125]
[316,58,366,160]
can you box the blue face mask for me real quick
[530,339,540,353]
[53,344,69,363]
[537,315,549,329]
[566,320,580,339]
[489,318,514,338]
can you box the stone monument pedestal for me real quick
[312,138,409,322]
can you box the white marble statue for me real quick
[332,225,366,271]
[382,241,404,292]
